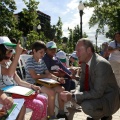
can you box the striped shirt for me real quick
[25,56,48,84]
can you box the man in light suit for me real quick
[60,38,120,120]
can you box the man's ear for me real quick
[33,49,36,53]
[87,47,91,53]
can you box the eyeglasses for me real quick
[6,49,13,55]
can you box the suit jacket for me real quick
[75,53,120,115]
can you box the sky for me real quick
[14,0,110,46]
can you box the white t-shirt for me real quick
[0,61,17,89]
[109,41,120,63]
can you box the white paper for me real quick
[38,78,59,84]
[4,86,34,96]
[6,99,25,120]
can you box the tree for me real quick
[21,0,40,46]
[84,0,120,39]
[55,17,63,43]
[68,25,88,52]
[0,0,22,39]
[68,28,74,53]
[43,20,53,41]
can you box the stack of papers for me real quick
[37,78,60,88]
[38,78,59,84]
[6,99,25,120]
[0,99,25,120]
[1,85,34,96]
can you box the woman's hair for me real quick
[0,44,10,61]
[32,41,46,52]
[10,38,17,44]
[114,31,120,48]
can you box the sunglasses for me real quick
[6,49,13,55]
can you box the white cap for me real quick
[71,51,78,60]
[0,36,16,49]
[56,50,66,63]
[46,41,57,49]
[56,50,66,59]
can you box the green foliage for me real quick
[26,30,47,49]
[21,0,39,33]
[0,0,20,37]
[20,0,40,47]
[84,0,120,39]
[67,25,88,53]
[26,30,39,49]
[43,20,55,40]
[55,17,63,43]
[8,28,23,41]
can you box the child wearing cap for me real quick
[25,41,67,120]
[0,36,48,120]
[69,51,79,67]
[57,50,80,79]
[43,41,76,91]
[56,50,68,67]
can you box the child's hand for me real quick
[15,41,23,55]
[58,78,65,84]
[2,97,13,111]
[31,85,41,93]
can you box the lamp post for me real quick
[37,24,41,39]
[78,1,85,38]
[95,29,99,52]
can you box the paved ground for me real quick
[25,107,120,120]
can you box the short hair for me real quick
[32,41,46,52]
[77,38,95,53]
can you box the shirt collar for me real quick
[87,55,93,67]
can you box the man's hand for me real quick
[60,91,72,102]
[2,97,13,112]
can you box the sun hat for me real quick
[0,36,16,49]
[71,51,78,60]
[56,50,66,63]
[46,41,57,49]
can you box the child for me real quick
[25,41,68,120]
[0,36,48,120]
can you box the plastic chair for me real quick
[18,54,32,80]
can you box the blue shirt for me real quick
[43,54,71,75]
[26,56,48,84]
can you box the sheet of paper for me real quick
[38,78,59,84]
[6,99,25,120]
[2,86,34,96]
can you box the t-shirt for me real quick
[109,41,120,63]
[25,56,48,84]
[0,61,17,89]
[43,54,71,75]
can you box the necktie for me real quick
[84,64,89,91]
